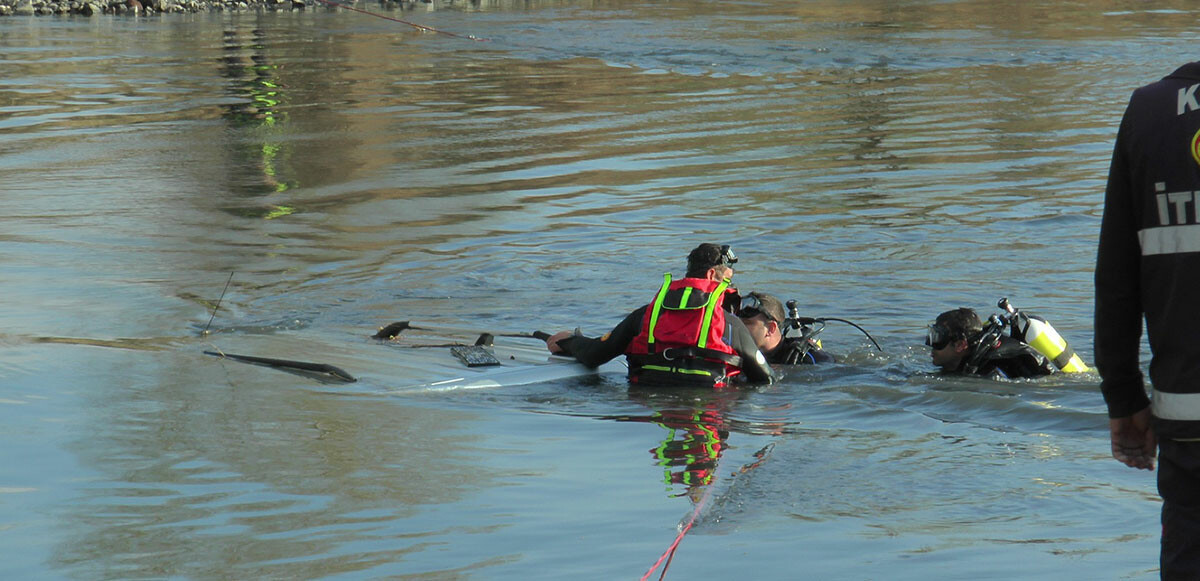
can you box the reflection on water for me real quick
[598,389,774,498]
[220,26,297,203]
[1,1,1195,578]
[644,407,728,494]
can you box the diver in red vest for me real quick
[544,243,776,388]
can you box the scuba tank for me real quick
[997,298,1089,373]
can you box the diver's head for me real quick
[926,307,981,371]
[739,291,785,352]
[686,243,738,281]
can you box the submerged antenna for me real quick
[203,272,235,336]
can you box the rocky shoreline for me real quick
[0,0,346,16]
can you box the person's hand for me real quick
[1110,407,1156,471]
[545,330,573,354]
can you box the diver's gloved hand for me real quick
[555,336,578,356]
[545,328,586,356]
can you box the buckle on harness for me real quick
[652,346,742,368]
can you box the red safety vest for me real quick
[626,274,742,387]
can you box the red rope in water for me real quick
[641,442,774,580]
[309,0,489,42]
[640,484,714,581]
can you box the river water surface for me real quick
[2,1,1193,579]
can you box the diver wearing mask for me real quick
[926,307,1054,379]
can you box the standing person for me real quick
[737,291,835,364]
[1095,62,1200,579]
[545,243,775,387]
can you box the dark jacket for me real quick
[1096,62,1200,439]
[559,304,776,386]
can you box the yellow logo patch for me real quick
[1192,128,1200,167]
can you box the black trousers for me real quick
[1159,438,1200,580]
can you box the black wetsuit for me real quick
[557,305,776,385]
[765,337,835,365]
[960,335,1054,380]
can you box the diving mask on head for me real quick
[718,245,738,266]
[737,293,777,323]
[925,323,953,350]
[734,292,782,324]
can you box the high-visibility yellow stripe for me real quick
[675,287,693,309]
[646,273,672,347]
[696,279,729,349]
[642,365,713,376]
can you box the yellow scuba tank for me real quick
[998,298,1089,373]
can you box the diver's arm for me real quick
[727,316,776,384]
[1094,108,1150,418]
[552,306,646,369]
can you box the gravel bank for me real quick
[0,0,400,16]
